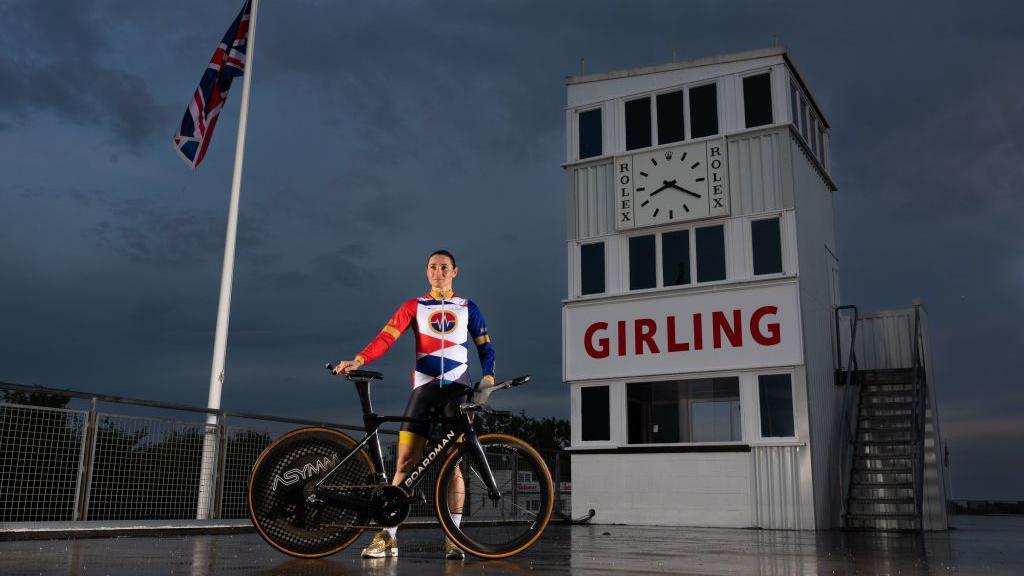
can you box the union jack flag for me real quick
[173,0,252,169]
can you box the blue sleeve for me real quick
[467,300,495,380]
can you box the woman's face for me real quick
[426,254,458,291]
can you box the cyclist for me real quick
[333,249,495,560]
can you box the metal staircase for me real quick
[835,303,931,531]
[845,368,920,530]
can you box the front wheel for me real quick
[434,433,554,559]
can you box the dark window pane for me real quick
[790,83,799,130]
[695,225,726,282]
[799,97,809,141]
[627,378,740,444]
[743,73,773,128]
[752,218,783,275]
[656,91,685,144]
[689,83,719,138]
[580,242,605,295]
[625,97,652,150]
[661,229,691,286]
[759,374,795,437]
[808,114,818,156]
[581,386,610,441]
[629,235,656,290]
[817,125,825,160]
[578,108,602,159]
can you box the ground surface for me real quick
[1,516,1021,575]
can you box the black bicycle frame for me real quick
[311,379,502,504]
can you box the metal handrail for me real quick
[910,303,927,529]
[834,304,860,526]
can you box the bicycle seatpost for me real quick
[355,380,374,415]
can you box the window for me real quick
[743,72,773,128]
[580,385,610,442]
[817,124,825,161]
[580,242,605,295]
[808,112,818,157]
[627,378,741,444]
[789,83,799,131]
[695,225,726,282]
[628,225,727,291]
[689,83,718,138]
[656,90,685,145]
[625,97,652,150]
[578,108,602,159]
[799,97,809,141]
[751,217,783,275]
[661,229,691,286]
[629,234,656,290]
[758,374,795,437]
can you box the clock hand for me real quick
[668,182,703,199]
[648,180,674,197]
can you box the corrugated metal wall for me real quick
[727,129,793,215]
[570,161,614,241]
[850,311,915,370]
[790,133,842,529]
[567,127,798,243]
[751,445,807,529]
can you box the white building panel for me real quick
[751,445,807,529]
[791,133,842,528]
[572,452,752,526]
[728,129,792,215]
[564,282,803,381]
[571,161,615,240]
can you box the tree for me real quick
[475,411,570,451]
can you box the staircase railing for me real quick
[910,301,927,529]
[834,304,860,526]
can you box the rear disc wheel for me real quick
[247,427,373,558]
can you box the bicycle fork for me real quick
[462,429,502,500]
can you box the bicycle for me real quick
[247,367,554,559]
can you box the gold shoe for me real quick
[361,530,398,558]
[444,537,465,560]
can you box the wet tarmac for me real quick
[1,516,1021,575]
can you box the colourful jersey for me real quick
[355,290,495,388]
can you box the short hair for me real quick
[427,249,457,268]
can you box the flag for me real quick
[173,0,252,169]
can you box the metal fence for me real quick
[0,383,571,525]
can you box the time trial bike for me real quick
[247,367,554,559]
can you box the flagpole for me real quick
[197,0,260,520]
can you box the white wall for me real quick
[790,128,842,529]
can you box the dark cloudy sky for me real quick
[1,0,1021,500]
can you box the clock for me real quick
[615,139,729,230]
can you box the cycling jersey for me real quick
[355,289,495,388]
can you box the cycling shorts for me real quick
[399,383,472,443]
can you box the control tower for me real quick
[562,47,948,530]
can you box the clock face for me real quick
[633,142,710,226]
[614,139,729,230]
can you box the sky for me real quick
[0,0,1021,500]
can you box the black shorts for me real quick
[399,383,472,441]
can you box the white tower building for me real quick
[562,47,948,530]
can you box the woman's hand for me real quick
[332,359,362,375]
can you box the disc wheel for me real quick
[434,433,554,559]
[248,427,374,558]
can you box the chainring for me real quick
[368,485,412,527]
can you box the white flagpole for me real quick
[197,0,261,520]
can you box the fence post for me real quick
[553,451,562,517]
[211,416,229,519]
[75,398,99,521]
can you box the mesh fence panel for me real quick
[219,426,274,519]
[0,403,87,522]
[86,414,209,520]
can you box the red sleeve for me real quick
[355,299,417,366]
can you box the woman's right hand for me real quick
[332,360,362,375]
